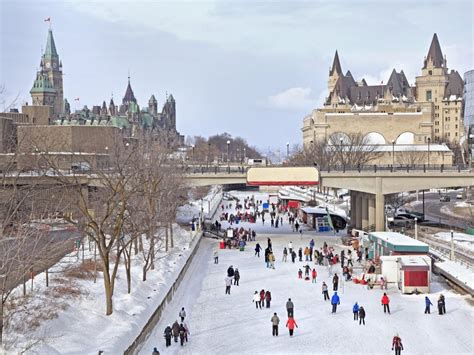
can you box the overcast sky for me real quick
[1,0,473,153]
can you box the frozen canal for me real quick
[141,191,473,354]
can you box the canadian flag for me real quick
[74,98,80,101]
[44,17,51,22]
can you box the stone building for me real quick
[302,33,465,164]
[30,29,64,116]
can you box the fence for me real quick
[123,230,203,355]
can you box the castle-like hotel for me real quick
[302,34,464,163]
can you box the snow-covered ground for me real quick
[3,224,198,354]
[141,190,474,354]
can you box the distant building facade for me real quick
[464,70,474,163]
[303,34,465,152]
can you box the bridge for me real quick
[3,165,473,231]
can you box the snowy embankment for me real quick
[433,231,474,253]
[4,186,223,354]
[176,185,222,224]
[434,260,474,294]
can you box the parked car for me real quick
[388,216,414,228]
[397,212,425,222]
[440,195,450,202]
[456,192,464,199]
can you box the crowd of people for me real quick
[153,193,452,354]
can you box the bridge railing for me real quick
[320,164,471,173]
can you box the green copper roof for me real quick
[30,72,56,94]
[140,113,153,128]
[109,116,130,129]
[44,29,58,59]
[128,101,139,114]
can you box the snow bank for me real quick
[433,232,474,253]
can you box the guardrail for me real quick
[320,164,471,173]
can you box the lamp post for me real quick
[286,142,290,159]
[391,140,395,167]
[191,144,195,163]
[414,217,418,240]
[207,142,211,169]
[243,147,246,163]
[450,229,454,260]
[427,137,431,168]
[339,137,344,169]
[226,140,230,171]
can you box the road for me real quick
[410,190,471,229]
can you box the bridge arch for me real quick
[396,131,415,144]
[363,132,386,145]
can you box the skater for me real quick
[298,269,303,279]
[267,237,272,251]
[286,298,294,317]
[322,282,330,301]
[164,325,172,347]
[268,252,276,269]
[340,250,345,268]
[271,312,280,336]
[304,264,311,278]
[288,241,293,255]
[424,296,433,314]
[353,302,359,321]
[255,243,262,257]
[260,289,265,308]
[333,273,339,291]
[382,293,390,314]
[291,250,297,263]
[358,306,366,325]
[265,290,272,308]
[227,265,235,278]
[311,268,317,283]
[392,334,404,355]
[213,250,219,264]
[331,291,340,313]
[225,276,232,295]
[438,294,446,315]
[234,268,240,286]
[295,221,300,232]
[152,347,160,355]
[282,247,288,262]
[179,323,187,346]
[304,247,310,261]
[179,307,186,322]
[271,218,274,227]
[298,248,303,262]
[172,320,180,343]
[286,316,298,336]
[253,291,262,309]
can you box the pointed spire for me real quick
[330,50,343,76]
[44,29,58,59]
[424,33,444,68]
[123,76,136,104]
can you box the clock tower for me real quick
[32,29,64,115]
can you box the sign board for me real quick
[247,167,319,186]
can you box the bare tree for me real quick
[396,150,428,167]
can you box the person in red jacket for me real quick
[311,268,317,283]
[392,334,403,354]
[286,316,298,336]
[382,293,390,314]
[265,290,272,308]
[260,289,265,306]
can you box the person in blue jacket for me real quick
[424,296,433,314]
[331,292,340,313]
[353,302,359,320]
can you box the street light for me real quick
[226,140,230,171]
[207,142,211,168]
[286,142,290,159]
[450,229,454,260]
[414,217,418,240]
[427,137,431,168]
[191,144,195,163]
[391,140,395,167]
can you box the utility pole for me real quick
[450,230,454,260]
